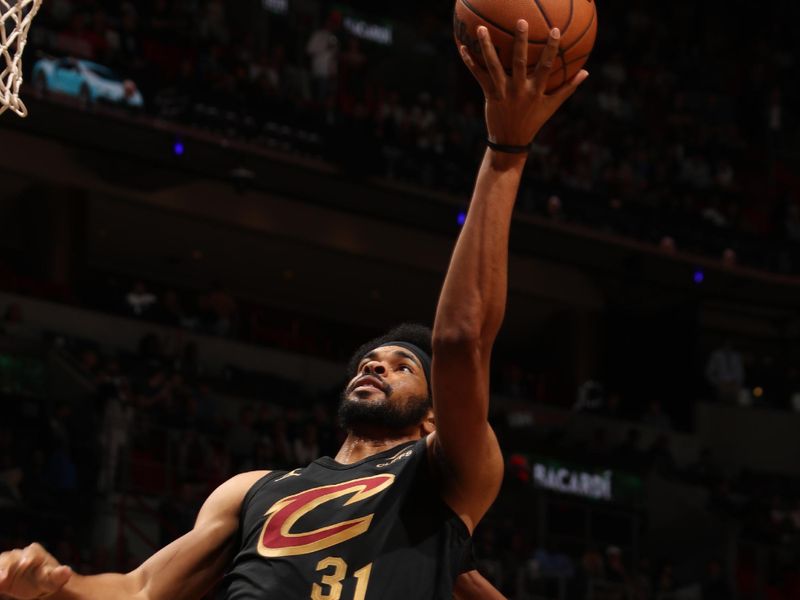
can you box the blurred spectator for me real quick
[0,303,35,340]
[155,290,187,328]
[171,340,200,380]
[654,563,676,600]
[686,447,721,486]
[784,204,800,242]
[126,281,157,317]
[292,422,320,466]
[721,248,738,268]
[702,198,729,228]
[599,391,624,419]
[659,236,677,254]
[586,427,612,467]
[642,400,672,431]
[570,547,604,600]
[647,434,677,476]
[546,195,565,222]
[311,403,339,458]
[702,559,733,600]
[631,557,654,600]
[604,546,629,586]
[176,429,211,485]
[0,428,23,507]
[269,418,295,467]
[705,340,745,404]
[49,402,74,449]
[790,498,800,531]
[306,13,340,106]
[1,303,23,331]
[97,389,134,493]
[613,428,647,472]
[200,282,239,337]
[158,483,197,546]
[338,37,367,112]
[45,442,78,493]
[227,405,257,470]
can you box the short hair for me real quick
[346,323,432,379]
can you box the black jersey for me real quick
[218,437,470,600]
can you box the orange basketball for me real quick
[453,0,598,92]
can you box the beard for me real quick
[338,389,432,431]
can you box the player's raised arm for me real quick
[0,471,267,600]
[430,21,588,531]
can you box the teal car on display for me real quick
[31,57,143,109]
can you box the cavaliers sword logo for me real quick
[257,474,395,558]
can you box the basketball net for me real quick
[1,0,43,117]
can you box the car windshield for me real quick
[85,63,124,82]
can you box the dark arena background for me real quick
[1,0,799,598]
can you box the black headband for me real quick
[373,341,432,392]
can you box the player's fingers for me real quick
[0,550,22,592]
[550,69,589,105]
[42,565,72,591]
[0,549,22,574]
[459,45,495,95]
[476,26,506,95]
[19,546,47,578]
[511,20,529,91]
[532,28,560,95]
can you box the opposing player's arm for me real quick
[0,471,268,600]
[430,21,588,531]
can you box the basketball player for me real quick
[0,21,586,600]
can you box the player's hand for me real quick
[459,20,589,147]
[0,544,73,599]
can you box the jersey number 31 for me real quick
[311,557,373,600]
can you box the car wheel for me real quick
[79,84,92,109]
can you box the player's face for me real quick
[339,346,430,431]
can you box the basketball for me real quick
[453,0,598,91]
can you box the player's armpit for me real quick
[428,425,503,533]
[428,333,504,531]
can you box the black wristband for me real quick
[487,139,534,154]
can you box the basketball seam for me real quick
[563,3,596,53]
[559,49,568,85]
[564,51,592,66]
[459,0,549,44]
[562,0,575,36]
[531,0,553,29]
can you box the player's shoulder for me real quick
[226,470,273,488]
[200,471,272,518]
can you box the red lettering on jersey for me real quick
[257,474,395,557]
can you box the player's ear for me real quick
[420,409,435,435]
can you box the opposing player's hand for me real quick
[459,20,589,147]
[0,544,72,599]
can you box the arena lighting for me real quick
[457,211,467,226]
[693,270,705,285]
[173,139,185,156]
